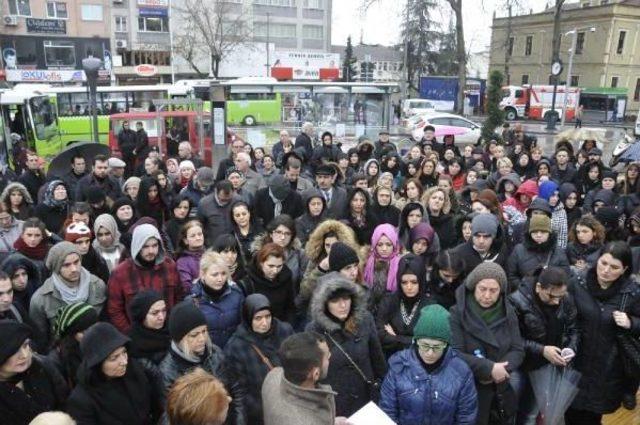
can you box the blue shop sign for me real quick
[139,7,168,16]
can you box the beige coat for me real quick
[262,367,336,425]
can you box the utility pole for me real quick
[266,12,271,77]
[168,0,175,84]
[402,0,410,99]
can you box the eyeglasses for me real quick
[416,342,447,353]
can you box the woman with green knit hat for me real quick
[48,302,98,387]
[450,262,524,425]
[380,304,478,424]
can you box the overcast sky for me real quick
[332,0,550,53]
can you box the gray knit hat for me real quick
[45,241,81,275]
[471,213,499,238]
[465,262,508,291]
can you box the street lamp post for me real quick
[168,0,175,84]
[265,12,271,77]
[561,27,596,127]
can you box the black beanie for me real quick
[0,321,31,365]
[129,290,164,325]
[329,242,359,272]
[596,206,621,228]
[169,300,207,342]
[80,322,130,369]
[86,186,106,204]
[112,197,135,215]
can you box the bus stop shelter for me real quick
[579,87,628,123]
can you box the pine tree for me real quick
[482,70,505,141]
[342,36,358,82]
[401,0,440,91]
[434,16,458,76]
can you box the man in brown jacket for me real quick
[262,332,350,425]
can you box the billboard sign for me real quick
[6,69,85,82]
[272,51,339,80]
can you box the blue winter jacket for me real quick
[380,346,478,425]
[189,281,244,349]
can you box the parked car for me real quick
[408,112,482,145]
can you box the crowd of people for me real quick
[0,119,639,425]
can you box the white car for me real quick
[402,99,436,118]
[409,112,482,145]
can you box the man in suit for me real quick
[315,164,347,219]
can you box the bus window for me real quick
[130,91,165,112]
[56,93,74,116]
[101,92,127,115]
[29,96,58,141]
[69,92,90,116]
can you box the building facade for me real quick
[330,43,403,82]
[489,0,640,113]
[0,0,111,83]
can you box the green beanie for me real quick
[413,304,451,343]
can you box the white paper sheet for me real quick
[347,402,396,425]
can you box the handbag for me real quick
[616,293,640,379]
[488,382,517,425]
[325,332,380,403]
[251,344,275,371]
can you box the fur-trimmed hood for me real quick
[309,272,368,333]
[0,182,33,205]
[305,219,360,263]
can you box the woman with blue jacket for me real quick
[380,304,478,425]
[189,250,244,349]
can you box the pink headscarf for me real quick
[364,223,401,292]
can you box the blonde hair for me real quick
[497,157,513,169]
[167,368,230,425]
[421,186,452,215]
[199,250,230,276]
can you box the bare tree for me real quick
[443,0,466,114]
[173,0,251,78]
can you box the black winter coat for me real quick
[428,212,457,250]
[375,293,429,357]
[425,269,464,310]
[224,319,294,425]
[0,355,68,425]
[508,278,579,371]
[306,277,387,417]
[449,285,524,425]
[159,343,247,425]
[506,234,570,292]
[239,265,296,324]
[34,202,69,235]
[253,187,304,226]
[452,238,509,277]
[568,270,640,414]
[66,359,160,425]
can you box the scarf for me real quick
[13,238,48,261]
[202,281,229,302]
[586,267,624,301]
[468,294,505,324]
[415,344,449,373]
[268,188,283,217]
[52,268,91,304]
[128,324,170,359]
[364,223,401,292]
[43,180,68,209]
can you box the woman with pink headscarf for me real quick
[364,223,402,315]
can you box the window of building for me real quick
[253,0,296,6]
[44,40,76,67]
[81,4,103,21]
[525,35,532,56]
[304,0,323,8]
[8,0,31,16]
[302,25,323,39]
[575,32,585,54]
[46,2,67,19]
[521,74,529,85]
[138,16,169,32]
[617,30,627,54]
[507,37,514,56]
[254,22,296,38]
[115,16,127,32]
[611,76,619,88]
[634,78,640,101]
[571,75,580,86]
[582,1,590,7]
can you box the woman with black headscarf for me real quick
[341,187,379,245]
[34,180,69,234]
[371,185,400,226]
[67,322,162,425]
[127,290,170,367]
[135,176,169,225]
[375,254,430,358]
[224,294,294,425]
